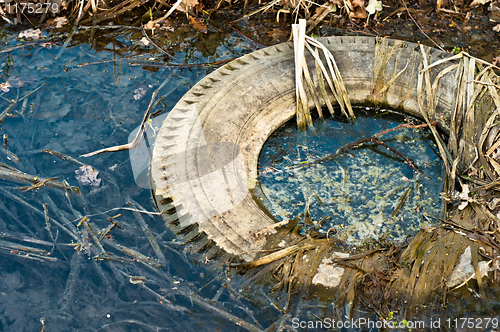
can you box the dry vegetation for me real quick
[0,0,496,30]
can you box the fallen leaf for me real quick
[457,184,471,210]
[45,17,68,28]
[494,24,500,32]
[54,17,67,28]
[133,86,149,100]
[18,28,42,40]
[161,24,175,32]
[470,0,491,5]
[458,184,470,200]
[188,16,208,33]
[0,82,11,93]
[350,0,365,9]
[349,8,368,19]
[343,0,354,11]
[176,0,199,13]
[139,37,150,46]
[4,75,39,88]
[347,0,368,19]
[40,42,56,48]
[366,0,382,15]
[143,21,160,30]
[75,165,101,187]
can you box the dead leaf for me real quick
[176,0,199,13]
[349,8,368,19]
[75,165,101,187]
[351,0,365,9]
[139,37,150,46]
[133,86,151,100]
[470,0,491,5]
[143,21,160,30]
[18,29,41,40]
[366,0,382,15]
[45,17,68,28]
[161,23,175,32]
[188,16,208,33]
[0,82,11,93]
[343,0,354,11]
[54,17,67,28]
[348,0,368,19]
[40,42,56,48]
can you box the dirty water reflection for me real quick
[258,108,444,245]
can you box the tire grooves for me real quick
[151,43,282,262]
[209,48,285,257]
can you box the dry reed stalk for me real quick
[292,20,313,131]
[292,19,354,130]
[80,75,172,157]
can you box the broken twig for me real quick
[80,75,171,157]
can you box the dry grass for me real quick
[0,0,376,32]
[292,19,354,131]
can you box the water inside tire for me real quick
[257,107,444,245]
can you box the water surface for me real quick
[258,108,443,244]
[0,23,268,331]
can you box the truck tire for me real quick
[149,36,454,263]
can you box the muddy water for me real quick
[0,10,499,331]
[258,108,443,245]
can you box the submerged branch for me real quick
[373,120,439,138]
[77,54,149,68]
[42,149,85,166]
[128,58,236,68]
[179,290,265,332]
[344,137,422,173]
[141,25,174,58]
[292,120,437,172]
[80,75,171,158]
[0,165,81,195]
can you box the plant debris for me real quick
[75,165,101,187]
